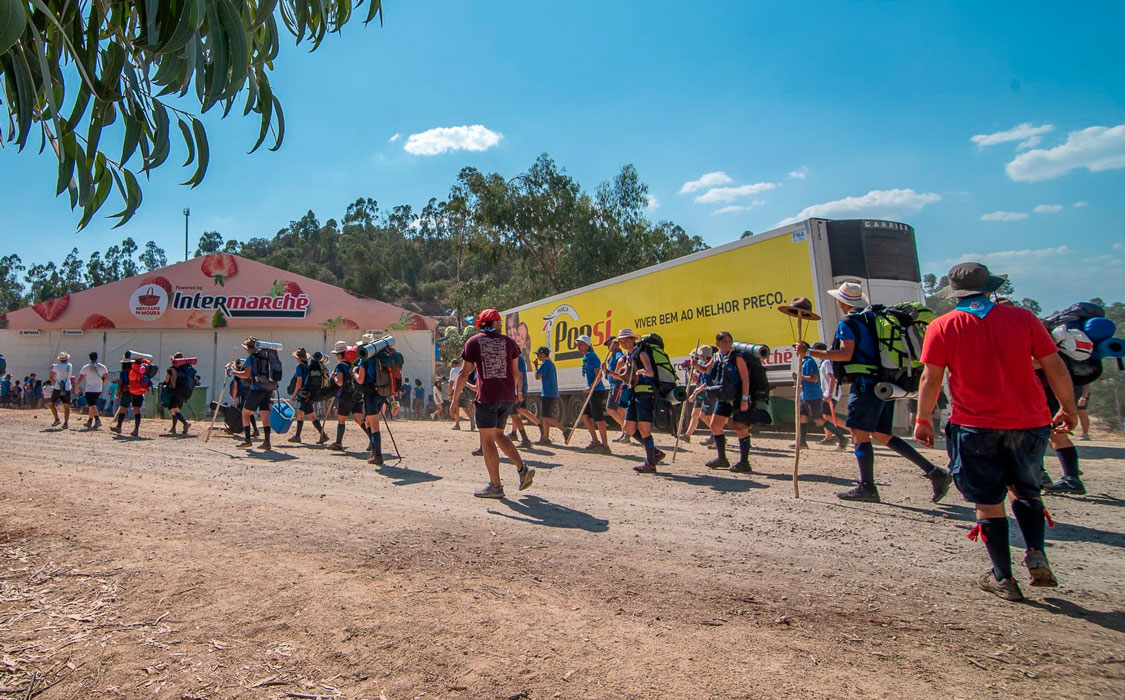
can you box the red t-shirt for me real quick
[920,303,1058,429]
[460,331,520,404]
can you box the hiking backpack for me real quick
[174,364,199,399]
[307,359,329,400]
[633,333,683,403]
[835,302,935,392]
[1042,302,1109,386]
[362,349,405,398]
[709,344,770,406]
[251,349,283,391]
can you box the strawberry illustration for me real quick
[185,310,210,329]
[32,295,70,322]
[339,318,359,329]
[139,275,172,296]
[200,254,238,286]
[81,314,116,330]
[269,279,304,297]
[407,313,430,330]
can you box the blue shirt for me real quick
[0,379,9,396]
[246,354,264,390]
[836,310,879,381]
[517,355,529,395]
[292,362,309,388]
[800,357,823,400]
[606,350,624,387]
[583,349,606,392]
[537,358,559,398]
[414,385,425,400]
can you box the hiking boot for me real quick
[472,447,484,457]
[259,440,272,451]
[597,443,612,455]
[653,449,666,464]
[287,435,303,443]
[508,430,518,440]
[181,421,191,435]
[326,442,344,451]
[368,452,384,466]
[109,423,122,434]
[633,462,657,474]
[93,419,102,429]
[705,457,731,470]
[700,435,715,447]
[729,461,752,473]
[84,418,92,428]
[237,439,253,448]
[452,424,461,431]
[519,437,534,449]
[1024,549,1058,588]
[978,570,1024,602]
[51,418,61,427]
[537,436,553,446]
[584,441,602,451]
[1044,476,1086,495]
[837,435,849,451]
[613,433,631,444]
[1078,434,1091,441]
[165,428,179,436]
[473,483,505,499]
[817,436,834,445]
[927,467,953,503]
[517,466,535,491]
[837,484,880,503]
[317,432,330,445]
[130,427,139,437]
[61,421,69,430]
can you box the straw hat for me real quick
[616,328,640,340]
[57,351,69,361]
[333,340,349,354]
[826,281,868,308]
[292,347,308,361]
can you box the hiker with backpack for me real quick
[287,348,330,445]
[47,351,74,429]
[162,353,195,435]
[354,337,405,465]
[576,335,611,454]
[679,345,717,444]
[327,341,366,451]
[800,281,952,504]
[75,352,108,430]
[232,337,282,451]
[615,328,666,474]
[603,338,631,443]
[692,331,757,473]
[914,262,1076,601]
[111,353,154,437]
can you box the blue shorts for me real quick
[947,424,1050,505]
[845,380,894,434]
[476,401,514,430]
[626,392,654,424]
[363,393,388,416]
[713,400,734,418]
[607,386,622,410]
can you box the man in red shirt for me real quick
[451,308,535,498]
[915,263,1077,602]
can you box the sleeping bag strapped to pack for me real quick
[835,302,935,393]
[361,348,405,398]
[1042,302,1115,385]
[174,364,199,399]
[631,333,684,403]
[708,342,771,407]
[251,348,283,391]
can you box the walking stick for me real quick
[565,366,605,445]
[778,298,822,498]
[205,347,239,443]
[672,338,700,463]
[380,404,402,460]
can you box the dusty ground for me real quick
[0,408,1121,700]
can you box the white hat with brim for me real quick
[616,328,640,340]
[333,341,349,353]
[57,352,69,361]
[827,281,869,308]
[576,335,592,347]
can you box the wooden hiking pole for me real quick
[565,366,604,445]
[205,347,239,443]
[671,337,700,463]
[778,298,822,498]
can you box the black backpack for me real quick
[252,349,282,391]
[307,360,328,400]
[174,365,199,399]
[709,347,769,405]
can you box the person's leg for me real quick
[259,408,272,448]
[49,395,59,424]
[597,420,608,449]
[366,409,383,465]
[730,426,753,471]
[1078,408,1090,439]
[1045,432,1084,493]
[581,415,597,444]
[706,405,731,468]
[240,407,255,446]
[479,428,503,488]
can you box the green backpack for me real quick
[634,333,686,403]
[837,302,935,391]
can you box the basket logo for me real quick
[129,285,168,321]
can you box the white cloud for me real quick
[940,245,1069,267]
[1006,124,1125,182]
[787,167,809,180]
[1115,243,1125,252]
[695,182,777,204]
[980,211,1028,221]
[971,122,1054,148]
[645,194,660,210]
[388,132,402,143]
[403,125,503,156]
[711,205,750,215]
[678,171,732,194]
[1074,200,1089,208]
[776,188,940,226]
[1033,204,1063,214]
[1016,136,1043,150]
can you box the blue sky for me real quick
[3,0,1123,311]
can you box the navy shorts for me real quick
[626,392,654,424]
[338,394,364,416]
[845,380,894,434]
[800,399,823,420]
[243,389,272,413]
[583,391,607,422]
[51,389,70,404]
[713,400,734,418]
[541,396,559,420]
[296,397,315,415]
[947,424,1050,504]
[168,395,184,410]
[84,391,100,407]
[124,393,144,408]
[364,393,387,416]
[476,401,514,430]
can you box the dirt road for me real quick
[1,409,1121,699]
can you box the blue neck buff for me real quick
[955,294,995,319]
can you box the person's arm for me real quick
[802,339,855,363]
[735,355,750,411]
[1040,353,1079,432]
[799,360,819,384]
[512,357,523,399]
[913,363,946,448]
[636,352,654,378]
[292,372,304,397]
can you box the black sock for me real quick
[312,419,323,433]
[263,427,271,441]
[714,434,727,460]
[294,420,304,437]
[374,431,382,455]
[115,413,124,428]
[245,426,252,440]
[823,421,842,438]
[979,517,1013,581]
[1011,498,1046,552]
[519,429,528,441]
[887,436,936,474]
[797,423,808,446]
[633,429,644,442]
[133,415,141,431]
[739,436,750,463]
[336,424,345,444]
[1056,446,1080,479]
[855,442,875,487]
[643,436,656,465]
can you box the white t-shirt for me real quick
[433,385,443,403]
[449,365,461,386]
[818,359,840,401]
[78,362,109,393]
[51,362,74,392]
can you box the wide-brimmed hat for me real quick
[57,351,69,361]
[941,262,1007,299]
[333,340,349,353]
[778,296,822,321]
[360,333,376,343]
[170,351,183,361]
[576,334,592,348]
[242,336,258,349]
[694,345,714,358]
[616,328,640,340]
[826,281,869,308]
[292,347,308,360]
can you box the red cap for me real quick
[478,308,501,325]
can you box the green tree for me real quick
[139,240,167,271]
[0,254,25,313]
[0,1,384,229]
[25,247,85,303]
[1087,300,1124,433]
[195,231,224,256]
[922,273,954,314]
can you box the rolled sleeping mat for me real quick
[123,350,154,361]
[356,335,396,361]
[669,385,689,403]
[1083,317,1117,344]
[732,341,770,359]
[171,356,198,367]
[874,382,915,401]
[1094,337,1125,359]
[254,340,283,351]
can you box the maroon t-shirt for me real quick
[460,331,520,404]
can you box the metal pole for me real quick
[183,207,190,261]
